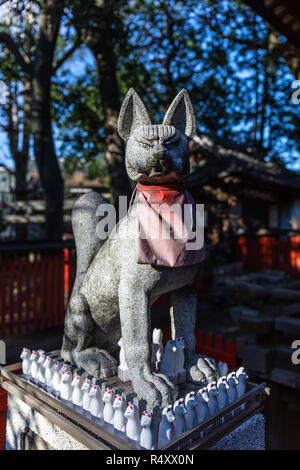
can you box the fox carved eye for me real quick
[139,142,151,150]
[119,397,122,401]
[147,414,151,418]
[142,412,145,416]
[130,406,133,410]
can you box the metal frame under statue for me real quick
[61,87,220,413]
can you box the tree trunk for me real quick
[15,79,31,202]
[14,151,28,201]
[72,0,131,213]
[95,40,132,212]
[31,0,64,240]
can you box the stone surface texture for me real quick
[209,413,265,450]
[61,88,219,412]
[6,394,88,450]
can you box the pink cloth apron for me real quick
[130,183,206,268]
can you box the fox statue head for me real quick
[117,88,196,184]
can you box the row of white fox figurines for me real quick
[20,347,248,450]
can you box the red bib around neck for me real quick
[130,182,205,268]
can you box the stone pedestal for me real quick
[6,394,88,450]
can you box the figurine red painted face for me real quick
[103,387,113,401]
[81,378,91,391]
[174,399,187,415]
[88,384,99,396]
[112,394,124,409]
[141,410,152,427]
[164,405,176,423]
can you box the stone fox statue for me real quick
[62,88,219,410]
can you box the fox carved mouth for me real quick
[138,170,182,185]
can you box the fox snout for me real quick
[152,144,173,172]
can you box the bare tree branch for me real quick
[52,37,81,73]
[0,32,32,75]
[0,122,9,132]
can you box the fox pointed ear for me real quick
[118,88,151,141]
[162,89,196,139]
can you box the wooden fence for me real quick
[0,242,76,337]
[1,234,299,337]
[236,234,300,278]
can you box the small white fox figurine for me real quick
[103,386,115,424]
[89,383,104,419]
[151,328,163,371]
[112,394,126,432]
[20,348,31,376]
[160,340,177,376]
[51,360,63,391]
[44,356,53,387]
[173,398,187,437]
[118,338,129,371]
[37,352,46,383]
[236,367,248,398]
[227,372,238,404]
[217,376,229,410]
[207,381,219,417]
[60,370,72,401]
[71,373,84,407]
[158,405,175,448]
[81,377,92,411]
[118,337,131,382]
[185,391,197,430]
[196,387,209,423]
[29,350,39,379]
[218,361,228,378]
[124,402,140,442]
[140,411,155,450]
[174,337,185,374]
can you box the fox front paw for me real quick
[68,348,117,378]
[186,354,220,386]
[131,368,176,410]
